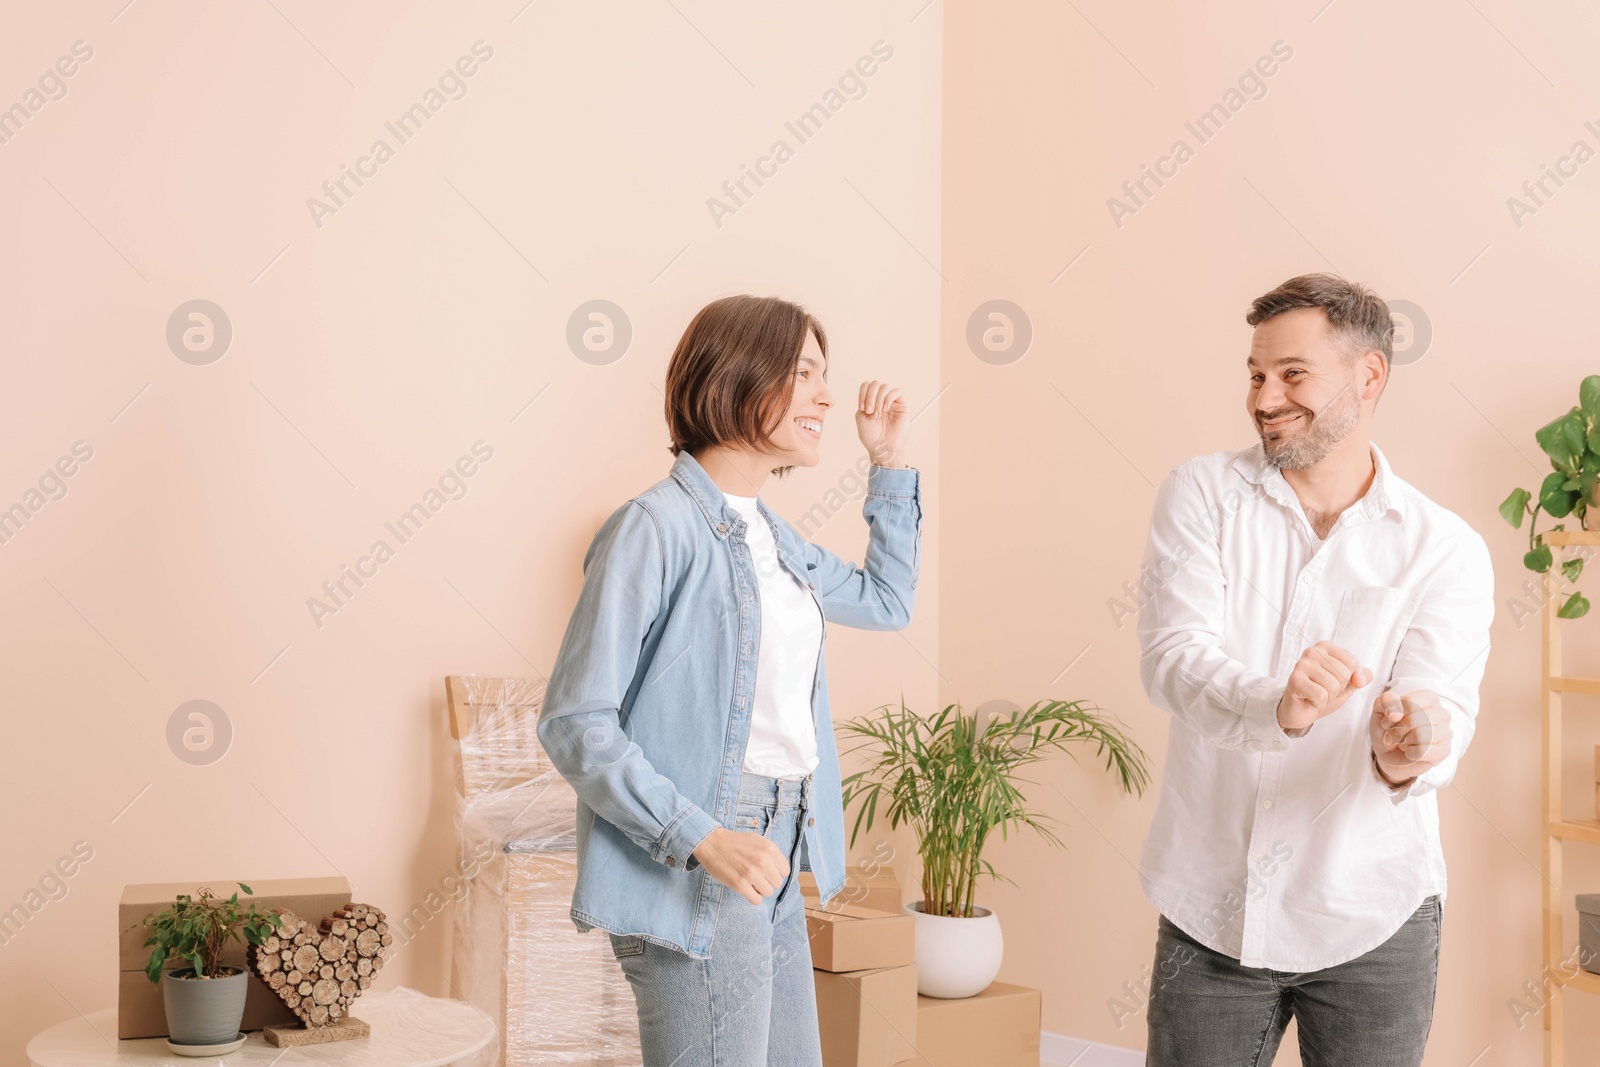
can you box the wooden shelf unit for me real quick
[1543,530,1600,1066]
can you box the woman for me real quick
[537,293,922,1066]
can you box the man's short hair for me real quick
[664,295,827,470]
[1246,273,1393,366]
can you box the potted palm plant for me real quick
[839,698,1149,998]
[132,883,283,1048]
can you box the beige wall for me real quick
[0,2,939,1059]
[940,0,1600,1062]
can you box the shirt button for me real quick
[666,856,675,868]
[808,817,815,826]
[1262,799,1273,810]
[1273,740,1286,750]
[717,523,728,534]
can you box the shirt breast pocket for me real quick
[1331,585,1415,682]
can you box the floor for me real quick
[1040,1032,1146,1066]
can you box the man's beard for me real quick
[1258,374,1359,470]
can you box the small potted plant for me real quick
[131,883,283,1047]
[1499,374,1600,620]
[839,698,1149,998]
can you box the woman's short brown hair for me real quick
[664,295,827,465]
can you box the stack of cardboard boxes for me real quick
[806,889,918,1067]
[801,867,1042,1067]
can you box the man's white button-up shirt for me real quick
[1135,440,1494,971]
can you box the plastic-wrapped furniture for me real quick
[446,674,641,1067]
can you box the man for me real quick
[1135,274,1494,1065]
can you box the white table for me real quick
[27,986,500,1067]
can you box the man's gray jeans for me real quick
[1147,895,1442,1066]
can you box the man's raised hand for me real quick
[1277,641,1373,733]
[1370,689,1450,788]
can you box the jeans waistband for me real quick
[736,769,812,808]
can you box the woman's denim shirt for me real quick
[537,450,922,958]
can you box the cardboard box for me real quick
[801,864,903,915]
[910,981,1041,1067]
[118,876,351,1038]
[807,903,915,973]
[814,963,917,1067]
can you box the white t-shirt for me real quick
[723,493,822,779]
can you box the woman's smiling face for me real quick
[763,333,832,468]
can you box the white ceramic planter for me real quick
[904,900,1003,998]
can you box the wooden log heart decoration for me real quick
[245,903,392,1028]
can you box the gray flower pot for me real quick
[162,966,248,1045]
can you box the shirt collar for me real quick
[669,450,728,536]
[1231,439,1407,522]
[668,450,762,540]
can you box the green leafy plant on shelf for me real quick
[133,882,283,983]
[1500,375,1600,620]
[838,698,1150,919]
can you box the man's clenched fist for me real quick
[1277,641,1374,732]
[1370,689,1450,788]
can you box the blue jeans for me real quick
[1146,895,1443,1066]
[607,770,823,1067]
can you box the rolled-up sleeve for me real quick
[537,501,721,871]
[1137,464,1295,752]
[1373,529,1495,803]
